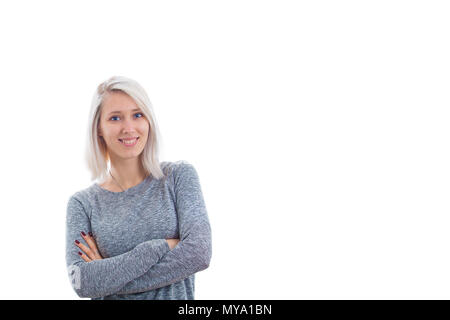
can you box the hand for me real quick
[166,238,180,250]
[75,231,104,262]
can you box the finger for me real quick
[74,239,95,260]
[82,231,100,253]
[81,231,102,259]
[78,251,92,262]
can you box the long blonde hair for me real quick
[85,76,164,182]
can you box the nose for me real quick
[121,117,137,135]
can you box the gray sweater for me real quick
[65,160,212,300]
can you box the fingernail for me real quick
[81,231,86,237]
[75,240,80,244]
[88,232,93,237]
[78,252,82,256]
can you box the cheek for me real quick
[140,122,150,136]
[102,127,120,143]
[140,130,150,143]
[139,127,150,145]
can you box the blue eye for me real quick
[109,113,144,121]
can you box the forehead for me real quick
[101,91,140,113]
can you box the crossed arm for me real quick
[65,162,212,298]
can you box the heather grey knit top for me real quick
[65,160,212,300]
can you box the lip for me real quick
[118,137,139,147]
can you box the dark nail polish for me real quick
[75,240,80,244]
[78,252,82,256]
[81,231,86,237]
[88,232,93,237]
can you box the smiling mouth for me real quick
[118,137,139,146]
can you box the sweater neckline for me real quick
[93,174,153,197]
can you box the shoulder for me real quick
[161,160,198,181]
[66,185,97,217]
[68,184,97,203]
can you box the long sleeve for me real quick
[115,162,212,295]
[65,196,170,299]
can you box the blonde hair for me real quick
[85,76,165,182]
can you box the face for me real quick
[98,91,149,161]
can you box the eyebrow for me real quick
[107,108,141,116]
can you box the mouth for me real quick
[118,137,139,147]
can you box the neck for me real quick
[108,156,148,190]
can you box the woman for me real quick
[65,76,212,300]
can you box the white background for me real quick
[0,0,449,299]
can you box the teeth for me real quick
[121,138,137,145]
